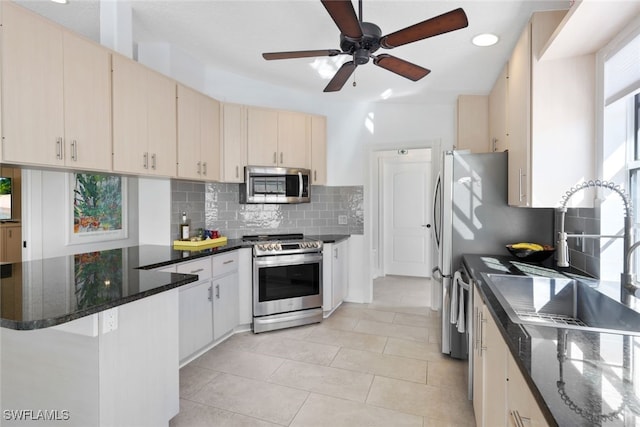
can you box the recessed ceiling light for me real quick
[472,33,499,47]
[51,0,68,4]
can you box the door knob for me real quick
[422,224,431,228]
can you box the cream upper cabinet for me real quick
[113,54,177,177]
[1,1,63,167]
[488,64,508,153]
[62,31,112,172]
[221,103,248,183]
[247,107,312,169]
[310,115,327,185]
[1,3,112,171]
[277,111,310,168]
[456,95,489,153]
[177,84,221,181]
[247,107,279,166]
[507,10,595,207]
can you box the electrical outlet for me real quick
[102,308,118,334]
[338,215,348,225]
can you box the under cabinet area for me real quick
[177,84,221,181]
[504,10,595,207]
[1,2,112,171]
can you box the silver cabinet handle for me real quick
[197,161,202,175]
[235,165,239,178]
[203,162,207,176]
[143,152,149,169]
[222,259,234,265]
[511,410,529,427]
[56,137,63,160]
[480,312,487,352]
[215,284,220,299]
[280,152,283,164]
[518,168,526,203]
[314,170,317,182]
[151,153,157,170]
[273,152,277,164]
[8,229,12,238]
[190,268,204,274]
[334,248,338,259]
[208,285,213,302]
[71,140,77,161]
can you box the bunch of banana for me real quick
[511,242,544,251]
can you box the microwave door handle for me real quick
[298,172,303,197]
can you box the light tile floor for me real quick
[170,275,476,427]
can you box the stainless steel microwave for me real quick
[239,166,310,204]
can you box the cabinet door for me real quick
[221,103,247,183]
[332,240,348,307]
[4,225,22,263]
[457,95,489,153]
[507,23,531,207]
[277,111,309,168]
[112,55,148,174]
[177,84,202,180]
[200,95,220,181]
[489,64,508,153]
[63,31,112,172]
[1,2,64,167]
[213,272,239,340]
[146,69,177,177]
[507,353,549,427]
[179,280,214,362]
[472,286,485,427]
[483,304,508,427]
[310,115,327,185]
[247,107,278,166]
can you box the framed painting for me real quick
[67,173,128,245]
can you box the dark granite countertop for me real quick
[0,235,350,331]
[463,254,640,427]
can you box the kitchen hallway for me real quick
[170,275,475,427]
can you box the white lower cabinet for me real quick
[211,250,240,340]
[322,239,349,316]
[473,283,549,427]
[178,279,214,362]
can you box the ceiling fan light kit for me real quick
[262,0,469,93]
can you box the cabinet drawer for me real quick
[176,258,212,280]
[212,251,239,277]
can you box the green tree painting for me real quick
[73,174,122,234]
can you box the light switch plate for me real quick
[338,215,348,225]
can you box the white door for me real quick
[383,152,432,277]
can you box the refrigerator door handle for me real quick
[432,172,442,248]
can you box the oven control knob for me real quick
[267,243,274,250]
[258,244,266,251]
[275,243,281,250]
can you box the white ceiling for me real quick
[16,0,571,103]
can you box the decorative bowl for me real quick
[506,244,555,262]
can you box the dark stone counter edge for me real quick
[137,234,351,270]
[2,234,351,331]
[0,273,197,331]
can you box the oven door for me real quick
[253,252,323,317]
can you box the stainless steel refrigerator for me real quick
[432,151,554,360]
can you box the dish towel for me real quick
[457,284,466,333]
[450,271,461,325]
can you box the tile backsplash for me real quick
[172,181,364,240]
[555,207,600,278]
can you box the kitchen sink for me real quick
[481,273,640,336]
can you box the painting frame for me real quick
[66,173,128,245]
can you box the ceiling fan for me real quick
[262,0,469,92]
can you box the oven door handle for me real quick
[254,253,323,268]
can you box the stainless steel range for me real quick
[244,233,323,333]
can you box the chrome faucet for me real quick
[556,180,638,295]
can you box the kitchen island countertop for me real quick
[0,235,350,330]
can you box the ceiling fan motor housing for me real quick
[339,21,382,60]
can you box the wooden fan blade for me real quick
[380,8,468,49]
[374,54,430,81]
[320,0,363,39]
[263,49,342,60]
[324,61,356,92]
